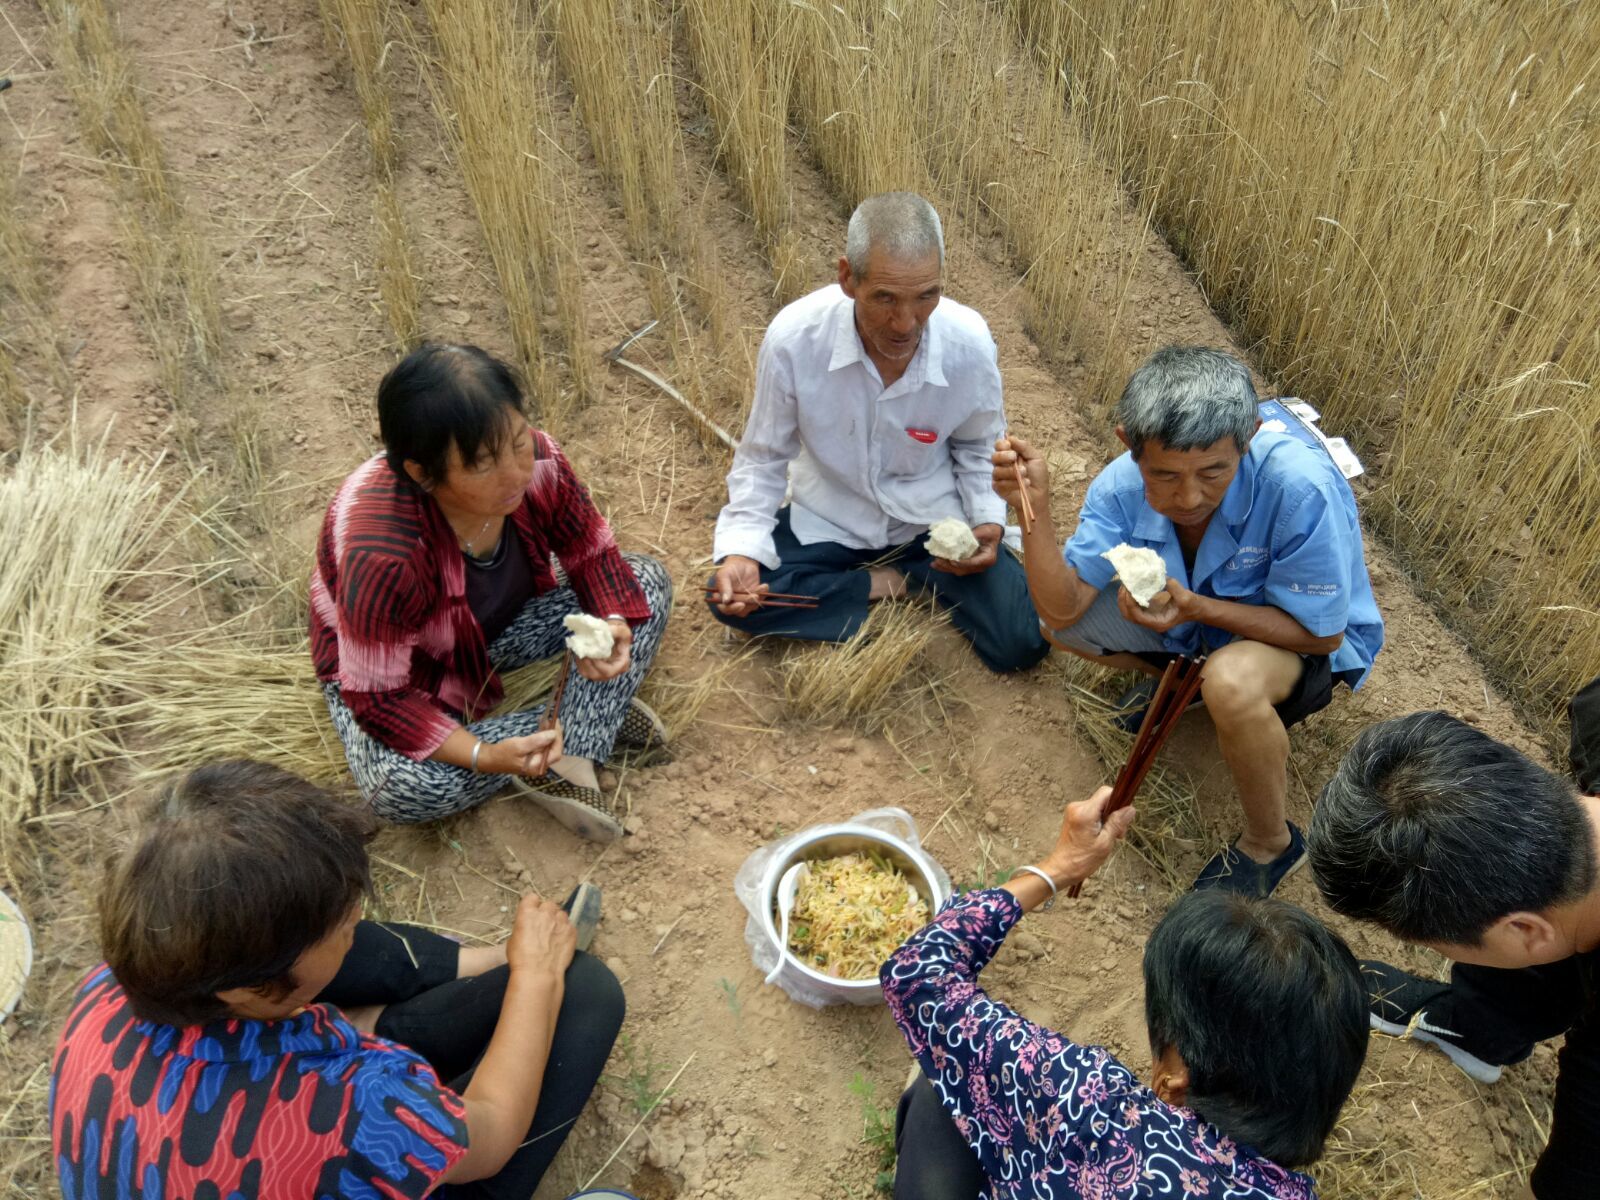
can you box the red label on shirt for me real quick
[905,427,938,444]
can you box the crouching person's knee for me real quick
[565,951,625,1046]
[974,624,1050,674]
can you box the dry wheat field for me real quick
[2,1,1595,1196]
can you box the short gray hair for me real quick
[1116,346,1257,458]
[844,192,944,279]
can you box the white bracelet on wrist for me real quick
[470,739,485,773]
[1012,865,1059,910]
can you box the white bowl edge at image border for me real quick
[0,887,34,1024]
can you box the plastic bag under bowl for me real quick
[734,807,951,1008]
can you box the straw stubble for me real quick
[417,0,592,420]
[317,0,422,347]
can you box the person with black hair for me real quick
[50,761,625,1199]
[884,786,1368,1199]
[311,342,673,838]
[1309,700,1600,1200]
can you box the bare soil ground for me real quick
[0,2,1561,1196]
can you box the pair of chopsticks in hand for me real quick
[1006,429,1036,535]
[539,653,572,733]
[701,587,819,610]
[1068,654,1207,898]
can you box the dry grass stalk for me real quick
[116,633,562,788]
[0,168,69,423]
[41,0,221,419]
[1017,0,1600,718]
[780,600,946,732]
[317,0,422,346]
[316,0,399,175]
[413,0,591,420]
[0,437,182,840]
[550,0,747,426]
[680,0,808,302]
[1315,1078,1417,1200]
[374,180,422,348]
[781,0,932,205]
[550,0,679,257]
[112,631,350,786]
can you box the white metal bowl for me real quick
[0,887,33,1024]
[757,820,949,1005]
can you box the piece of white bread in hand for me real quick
[564,613,615,659]
[925,517,979,562]
[1101,543,1168,607]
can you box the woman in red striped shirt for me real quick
[310,343,673,839]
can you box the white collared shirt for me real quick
[713,284,1008,567]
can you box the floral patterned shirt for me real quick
[881,889,1319,1200]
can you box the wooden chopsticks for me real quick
[1007,430,1036,535]
[702,588,820,610]
[539,652,572,733]
[1067,654,1207,898]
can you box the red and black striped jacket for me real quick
[310,432,649,759]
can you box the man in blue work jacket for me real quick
[995,345,1384,896]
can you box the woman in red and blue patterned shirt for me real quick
[310,343,673,839]
[50,760,622,1199]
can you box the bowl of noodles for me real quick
[758,821,949,1005]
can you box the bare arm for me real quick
[439,895,575,1184]
[429,725,563,779]
[1189,594,1344,655]
[993,436,1100,629]
[1119,581,1344,656]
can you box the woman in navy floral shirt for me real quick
[883,786,1368,1199]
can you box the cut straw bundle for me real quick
[0,440,180,831]
[781,600,946,731]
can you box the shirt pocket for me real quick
[882,425,943,478]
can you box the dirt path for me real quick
[0,3,1558,1198]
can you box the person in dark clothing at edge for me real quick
[1308,676,1600,1200]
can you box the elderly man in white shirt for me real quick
[708,192,1048,673]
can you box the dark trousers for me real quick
[709,508,1048,674]
[893,1075,984,1200]
[318,921,624,1200]
[1428,956,1598,1200]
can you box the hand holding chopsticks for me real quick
[995,432,1039,535]
[1066,654,1207,898]
[707,554,821,615]
[1004,785,1137,912]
